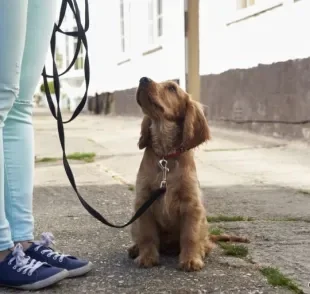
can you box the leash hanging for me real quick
[41,0,165,228]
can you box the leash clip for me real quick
[158,159,169,188]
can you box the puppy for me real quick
[128,77,248,271]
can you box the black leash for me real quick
[41,0,165,228]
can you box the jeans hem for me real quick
[0,241,14,251]
[13,235,34,243]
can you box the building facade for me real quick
[46,0,310,139]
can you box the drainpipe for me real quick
[184,0,200,101]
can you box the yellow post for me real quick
[185,0,200,101]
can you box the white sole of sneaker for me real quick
[5,269,69,290]
[67,262,93,278]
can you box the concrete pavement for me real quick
[1,108,310,293]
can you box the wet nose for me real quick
[139,77,151,85]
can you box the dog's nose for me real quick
[139,77,151,85]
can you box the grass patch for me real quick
[260,267,304,294]
[35,157,58,163]
[218,242,248,257]
[298,189,310,196]
[128,184,135,191]
[207,215,255,223]
[67,152,96,163]
[35,152,96,163]
[209,227,224,235]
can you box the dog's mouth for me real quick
[136,88,143,106]
[137,90,164,113]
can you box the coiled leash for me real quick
[41,0,166,228]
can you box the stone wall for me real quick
[110,60,310,140]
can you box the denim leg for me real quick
[3,0,57,242]
[0,0,29,251]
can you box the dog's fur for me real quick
[128,78,248,271]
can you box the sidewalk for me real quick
[2,108,310,293]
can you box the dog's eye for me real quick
[168,85,176,92]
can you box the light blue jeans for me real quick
[0,0,57,251]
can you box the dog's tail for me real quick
[209,234,249,243]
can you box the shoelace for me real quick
[34,232,68,263]
[8,244,43,276]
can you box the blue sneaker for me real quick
[0,243,68,290]
[26,232,93,278]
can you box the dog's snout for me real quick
[139,77,151,85]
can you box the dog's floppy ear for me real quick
[138,115,152,149]
[182,97,210,150]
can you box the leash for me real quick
[41,0,165,228]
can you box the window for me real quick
[237,0,255,9]
[73,39,84,70]
[229,0,283,25]
[120,0,126,52]
[147,0,163,45]
[55,47,63,69]
[73,26,84,70]
[65,34,70,67]
[157,0,163,37]
[119,0,131,54]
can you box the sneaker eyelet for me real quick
[17,268,22,273]
[53,256,57,260]
[28,272,32,276]
[47,254,52,257]
[13,265,17,270]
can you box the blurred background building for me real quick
[37,0,310,140]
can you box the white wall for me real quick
[99,0,185,92]
[44,0,310,95]
[200,0,310,75]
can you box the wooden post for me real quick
[184,0,200,101]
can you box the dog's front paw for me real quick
[128,244,139,259]
[179,257,204,271]
[135,254,159,268]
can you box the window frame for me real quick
[228,0,284,25]
[71,26,85,71]
[118,0,131,63]
[237,0,255,9]
[144,0,163,53]
[55,47,64,71]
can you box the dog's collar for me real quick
[164,148,187,159]
[155,145,189,160]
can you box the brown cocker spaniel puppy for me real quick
[128,77,248,271]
